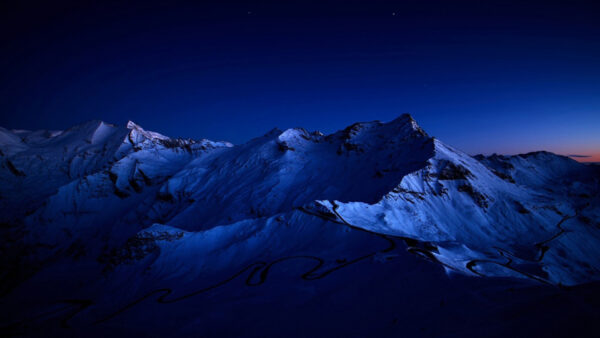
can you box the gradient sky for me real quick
[1,0,599,161]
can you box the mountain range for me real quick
[1,115,599,337]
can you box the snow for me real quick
[317,138,598,285]
[126,120,170,142]
[1,115,599,336]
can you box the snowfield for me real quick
[1,115,599,336]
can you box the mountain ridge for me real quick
[1,115,599,336]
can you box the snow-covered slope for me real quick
[1,115,599,336]
[319,140,600,285]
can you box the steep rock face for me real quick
[0,115,599,336]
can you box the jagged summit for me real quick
[126,120,170,141]
[395,113,429,136]
[126,120,140,129]
[388,113,421,128]
[248,114,429,156]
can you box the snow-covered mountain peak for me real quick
[264,127,284,137]
[122,120,233,152]
[126,120,170,142]
[278,127,310,141]
[320,114,430,154]
[126,120,139,129]
[277,128,320,151]
[387,113,428,136]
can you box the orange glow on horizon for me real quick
[571,153,600,163]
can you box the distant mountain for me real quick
[1,115,599,337]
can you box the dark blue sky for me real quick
[1,0,599,160]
